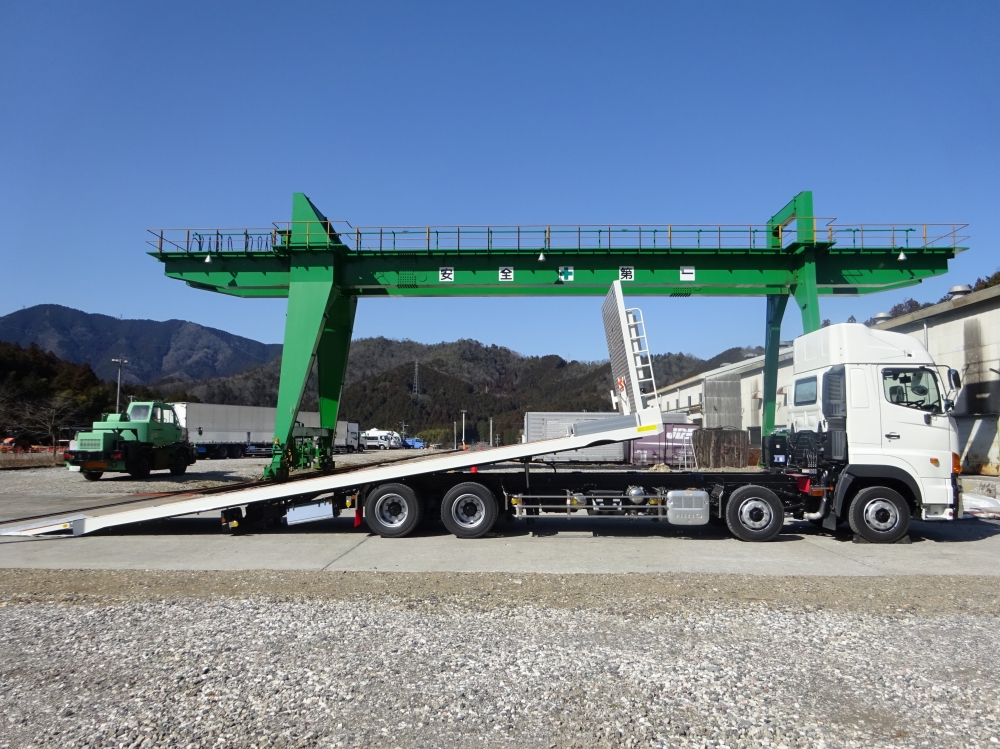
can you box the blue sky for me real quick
[1,1,997,362]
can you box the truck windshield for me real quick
[882,368,942,413]
[129,405,150,421]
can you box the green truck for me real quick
[64,401,196,481]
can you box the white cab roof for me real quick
[794,323,934,371]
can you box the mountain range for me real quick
[0,305,282,384]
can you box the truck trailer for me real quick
[170,403,359,458]
[13,283,963,545]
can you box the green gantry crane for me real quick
[149,192,967,479]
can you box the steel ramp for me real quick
[0,411,662,537]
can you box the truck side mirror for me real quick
[948,369,961,390]
[944,398,955,412]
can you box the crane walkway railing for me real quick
[147,221,968,256]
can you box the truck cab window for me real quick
[129,405,150,421]
[793,377,817,406]
[152,407,163,423]
[882,368,942,413]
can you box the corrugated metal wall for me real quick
[703,372,742,428]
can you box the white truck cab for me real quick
[780,323,962,538]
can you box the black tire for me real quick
[169,450,188,476]
[364,483,423,538]
[227,444,243,459]
[214,445,228,460]
[848,486,910,543]
[82,471,103,481]
[441,482,498,539]
[725,485,784,542]
[128,454,151,479]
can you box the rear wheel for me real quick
[441,482,498,539]
[169,450,188,476]
[82,471,103,481]
[725,485,784,542]
[227,444,243,459]
[364,483,423,538]
[128,454,151,479]
[849,486,910,543]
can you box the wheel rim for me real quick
[737,497,772,530]
[374,494,408,527]
[451,494,486,529]
[863,498,899,532]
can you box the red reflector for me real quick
[471,466,478,473]
[796,476,811,494]
[63,452,74,461]
[112,452,123,459]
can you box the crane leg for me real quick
[315,294,357,471]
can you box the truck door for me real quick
[151,406,163,443]
[878,367,953,482]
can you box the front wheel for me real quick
[169,451,188,476]
[128,454,151,479]
[441,482,498,539]
[364,483,423,538]
[725,485,784,542]
[849,486,910,543]
[83,471,103,481]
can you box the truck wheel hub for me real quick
[452,495,485,527]
[375,495,408,527]
[738,498,772,530]
[863,499,898,531]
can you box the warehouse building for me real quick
[656,284,1000,473]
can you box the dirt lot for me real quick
[1,570,999,748]
[0,451,431,495]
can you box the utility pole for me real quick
[399,421,408,439]
[453,421,457,450]
[112,357,129,413]
[460,409,467,449]
[412,361,419,398]
[489,417,493,449]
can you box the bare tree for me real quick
[0,383,25,435]
[20,394,82,462]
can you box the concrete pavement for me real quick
[1,513,998,575]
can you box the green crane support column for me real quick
[265,194,341,479]
[761,294,789,437]
[761,191,820,437]
[315,293,357,467]
[791,248,822,333]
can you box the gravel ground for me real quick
[1,571,999,748]
[0,452,433,496]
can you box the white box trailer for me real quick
[335,422,361,452]
[523,412,628,462]
[170,403,357,458]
